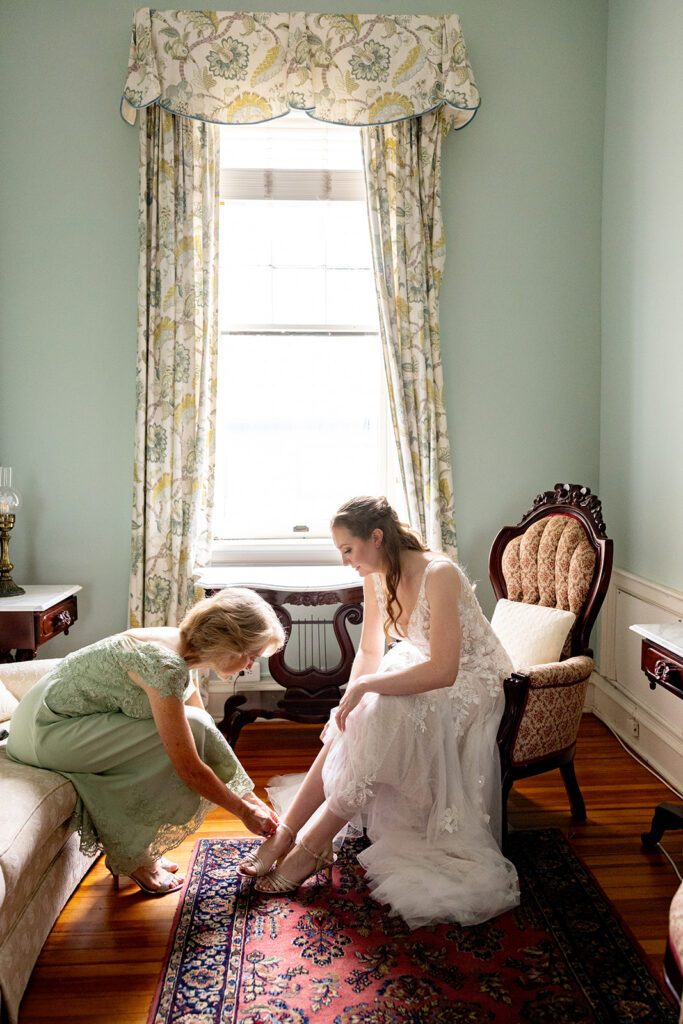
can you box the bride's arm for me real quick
[348,576,385,682]
[336,563,461,730]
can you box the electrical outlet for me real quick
[221,663,261,685]
[238,663,261,684]
[627,716,639,739]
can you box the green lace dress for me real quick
[6,634,252,873]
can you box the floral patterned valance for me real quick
[121,9,480,128]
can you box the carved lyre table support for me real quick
[194,566,363,747]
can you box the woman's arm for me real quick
[319,576,384,741]
[348,575,385,682]
[336,563,461,730]
[129,674,277,836]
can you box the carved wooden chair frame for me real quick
[490,483,613,837]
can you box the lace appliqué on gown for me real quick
[314,558,520,929]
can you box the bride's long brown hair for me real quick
[331,496,426,640]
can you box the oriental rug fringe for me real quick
[148,829,676,1023]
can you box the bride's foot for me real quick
[254,837,334,894]
[237,821,295,877]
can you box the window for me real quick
[213,112,403,562]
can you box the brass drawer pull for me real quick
[53,610,73,631]
[653,658,681,686]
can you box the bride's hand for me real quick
[335,680,368,732]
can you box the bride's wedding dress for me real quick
[272,559,520,930]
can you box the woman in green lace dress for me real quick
[7,588,284,896]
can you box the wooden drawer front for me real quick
[38,597,78,643]
[642,640,683,695]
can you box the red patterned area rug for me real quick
[148,829,676,1024]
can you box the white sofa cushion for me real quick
[490,598,576,670]
[0,749,78,940]
[0,683,18,726]
[0,659,61,703]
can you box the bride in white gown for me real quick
[240,496,520,929]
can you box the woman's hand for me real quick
[239,792,279,837]
[335,679,371,732]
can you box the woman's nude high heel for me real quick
[253,838,334,895]
[237,822,295,878]
[105,857,184,897]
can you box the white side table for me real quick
[630,622,683,847]
[0,585,81,663]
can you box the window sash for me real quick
[212,115,403,556]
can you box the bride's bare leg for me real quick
[239,743,331,876]
[255,805,346,892]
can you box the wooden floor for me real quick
[17,713,683,1023]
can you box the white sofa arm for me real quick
[0,659,61,702]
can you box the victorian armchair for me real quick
[490,483,613,835]
[666,880,683,1020]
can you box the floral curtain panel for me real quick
[362,109,457,558]
[129,106,219,628]
[121,9,480,129]
[123,10,477,606]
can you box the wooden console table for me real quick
[631,623,683,846]
[194,566,363,745]
[0,585,81,663]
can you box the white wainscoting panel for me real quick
[587,568,683,794]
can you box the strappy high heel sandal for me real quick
[253,838,334,895]
[237,822,295,878]
[105,857,184,897]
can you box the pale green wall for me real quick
[600,0,683,593]
[0,0,607,652]
[1,1,139,654]
[441,2,606,601]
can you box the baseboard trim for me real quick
[586,670,683,796]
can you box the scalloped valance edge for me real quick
[121,9,481,130]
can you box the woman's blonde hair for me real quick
[331,495,426,640]
[179,588,285,665]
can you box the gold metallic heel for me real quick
[254,838,335,895]
[237,822,295,878]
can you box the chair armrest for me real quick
[499,656,593,768]
[525,655,594,690]
[0,659,62,702]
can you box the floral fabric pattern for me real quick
[362,110,457,556]
[498,516,598,765]
[129,106,219,627]
[148,832,678,1024]
[503,515,596,615]
[511,656,593,765]
[669,883,683,1024]
[121,10,480,129]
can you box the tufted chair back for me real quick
[489,484,613,837]
[490,484,612,659]
[500,515,597,658]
